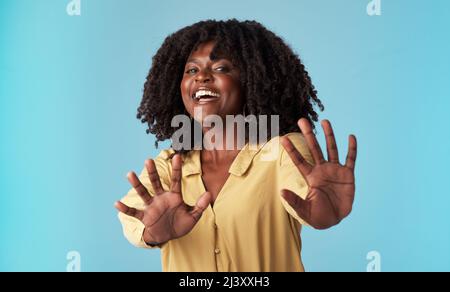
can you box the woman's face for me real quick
[180,41,242,123]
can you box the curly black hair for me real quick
[137,19,324,154]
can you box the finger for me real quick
[280,136,312,176]
[190,192,212,222]
[345,135,357,170]
[145,159,165,195]
[298,118,326,164]
[115,201,144,221]
[170,154,182,194]
[281,189,311,223]
[127,172,153,205]
[321,120,339,163]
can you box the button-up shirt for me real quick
[118,133,314,271]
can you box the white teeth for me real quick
[194,90,220,99]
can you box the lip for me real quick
[193,96,219,104]
[190,86,220,100]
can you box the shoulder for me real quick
[259,132,313,165]
[155,148,175,161]
[153,149,200,175]
[261,132,308,152]
[139,149,174,180]
[281,132,308,147]
[155,149,196,164]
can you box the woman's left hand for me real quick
[280,118,357,230]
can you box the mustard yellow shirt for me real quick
[118,132,314,272]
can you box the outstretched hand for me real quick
[280,118,357,230]
[115,154,212,244]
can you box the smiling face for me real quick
[180,41,243,123]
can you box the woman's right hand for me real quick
[115,154,212,245]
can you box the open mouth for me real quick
[191,88,221,101]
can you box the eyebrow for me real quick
[186,58,201,64]
[186,57,232,64]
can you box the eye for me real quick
[185,68,198,74]
[214,66,229,72]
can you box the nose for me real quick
[195,68,213,83]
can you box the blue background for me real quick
[1,0,449,271]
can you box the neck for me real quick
[200,122,244,164]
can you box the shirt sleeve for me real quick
[278,133,315,225]
[117,150,172,249]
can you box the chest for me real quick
[194,161,283,226]
[201,161,233,205]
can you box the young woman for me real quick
[115,19,357,272]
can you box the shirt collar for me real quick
[181,139,270,177]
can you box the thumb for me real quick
[190,191,212,222]
[281,189,310,220]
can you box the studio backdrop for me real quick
[0,0,449,271]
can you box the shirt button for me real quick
[214,248,221,254]
[214,223,218,229]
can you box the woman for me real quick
[115,19,357,272]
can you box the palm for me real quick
[281,119,357,229]
[140,192,203,243]
[116,155,211,244]
[305,163,355,222]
